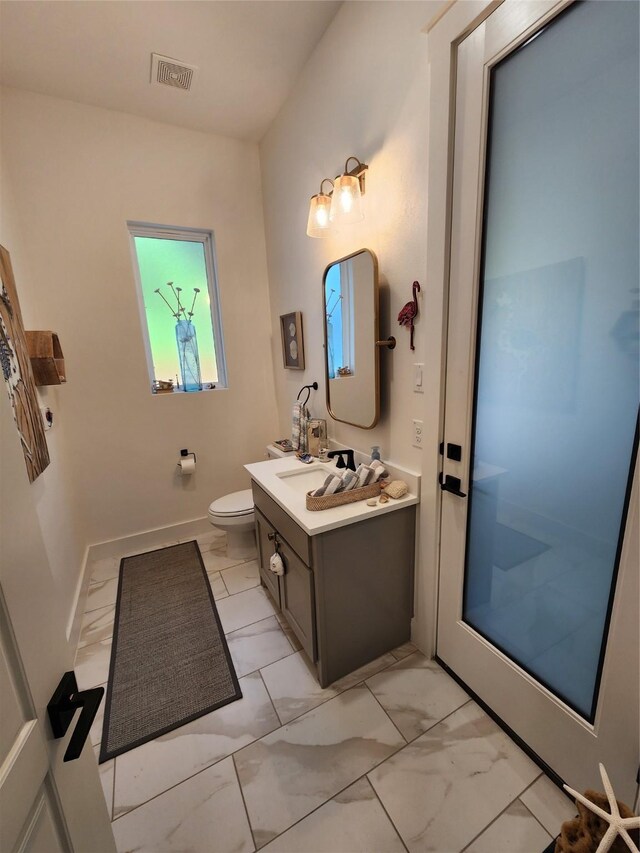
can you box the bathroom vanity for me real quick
[245,457,419,687]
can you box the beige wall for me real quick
[260,0,446,646]
[261,0,444,468]
[1,89,278,606]
[0,129,88,629]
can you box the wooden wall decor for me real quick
[0,245,50,482]
[25,331,66,386]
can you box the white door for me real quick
[0,390,115,851]
[437,0,639,801]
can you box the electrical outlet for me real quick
[412,419,423,449]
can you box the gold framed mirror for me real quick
[323,248,381,429]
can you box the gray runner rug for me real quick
[99,540,241,762]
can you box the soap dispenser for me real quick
[370,445,381,462]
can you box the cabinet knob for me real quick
[267,532,277,541]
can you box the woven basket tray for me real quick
[306,481,382,512]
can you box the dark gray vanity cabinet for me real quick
[254,504,316,661]
[254,509,280,603]
[252,481,416,688]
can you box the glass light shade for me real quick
[329,174,364,224]
[306,193,332,237]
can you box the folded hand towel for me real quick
[353,464,372,488]
[311,474,344,497]
[348,461,389,488]
[291,401,310,453]
[339,470,358,491]
[369,459,390,483]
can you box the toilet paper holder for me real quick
[177,448,197,474]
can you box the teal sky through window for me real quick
[133,235,219,389]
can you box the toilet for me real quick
[207,489,256,559]
[207,444,288,559]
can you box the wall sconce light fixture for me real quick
[306,156,368,238]
[306,179,334,238]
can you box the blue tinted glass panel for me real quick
[463,1,639,719]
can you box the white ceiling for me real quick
[0,0,342,141]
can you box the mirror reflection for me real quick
[323,249,379,428]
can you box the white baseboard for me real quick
[66,543,92,650]
[87,516,211,562]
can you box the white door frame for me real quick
[415,0,502,657]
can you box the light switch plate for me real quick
[413,363,424,393]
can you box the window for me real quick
[324,260,355,379]
[128,223,227,393]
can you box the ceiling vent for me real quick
[150,53,197,92]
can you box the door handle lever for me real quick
[47,671,104,762]
[439,473,467,498]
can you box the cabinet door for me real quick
[278,537,316,662]
[254,509,281,607]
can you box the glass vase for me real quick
[175,319,202,392]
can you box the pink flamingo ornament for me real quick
[398,281,421,350]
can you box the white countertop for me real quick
[245,456,419,536]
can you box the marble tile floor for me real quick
[76,532,576,853]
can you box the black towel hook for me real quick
[297,381,318,407]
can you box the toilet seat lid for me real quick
[208,489,254,517]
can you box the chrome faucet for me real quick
[327,449,356,471]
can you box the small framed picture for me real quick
[280,311,305,370]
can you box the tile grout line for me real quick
[252,650,421,731]
[83,600,117,615]
[251,647,473,737]
[110,740,260,825]
[235,647,299,682]
[518,778,567,840]
[402,696,474,748]
[110,754,116,823]
[361,681,407,745]
[256,667,282,727]
[255,716,434,852]
[78,630,115,650]
[231,753,258,852]
[222,608,280,639]
[217,570,231,597]
[367,776,411,853]
[362,680,475,754]
[244,765,409,851]
[274,612,302,654]
[248,669,381,733]
[458,773,546,852]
